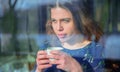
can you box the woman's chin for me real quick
[59,38,69,43]
[59,38,65,42]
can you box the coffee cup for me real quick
[46,47,63,61]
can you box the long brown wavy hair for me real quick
[46,0,103,42]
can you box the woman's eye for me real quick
[62,19,70,23]
[51,19,57,23]
[64,20,70,22]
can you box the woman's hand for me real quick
[49,50,83,72]
[36,50,52,72]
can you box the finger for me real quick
[38,64,52,69]
[56,65,69,72]
[49,59,61,65]
[37,59,50,65]
[56,65,64,69]
[36,56,49,65]
[37,50,47,56]
[48,54,61,61]
[37,54,49,60]
[50,50,63,55]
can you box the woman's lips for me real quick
[57,34,66,38]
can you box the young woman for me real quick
[36,0,104,72]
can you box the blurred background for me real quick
[0,0,120,72]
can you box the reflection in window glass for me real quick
[0,0,120,72]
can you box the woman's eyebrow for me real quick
[51,18,71,20]
[61,18,71,21]
[51,18,56,21]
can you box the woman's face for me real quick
[51,7,79,42]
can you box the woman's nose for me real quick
[57,22,63,31]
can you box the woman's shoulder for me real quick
[90,41,104,49]
[88,41,104,58]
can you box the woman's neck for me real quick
[62,40,91,50]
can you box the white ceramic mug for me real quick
[46,47,63,61]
